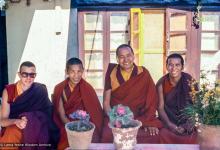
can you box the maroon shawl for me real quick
[52,78,103,138]
[5,82,58,149]
[158,72,194,128]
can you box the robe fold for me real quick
[53,78,103,150]
[157,72,197,144]
[101,63,163,143]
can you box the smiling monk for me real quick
[52,58,103,150]
[101,44,163,143]
[156,53,197,144]
[0,61,58,149]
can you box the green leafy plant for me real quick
[108,104,137,128]
[184,72,220,126]
[67,110,93,132]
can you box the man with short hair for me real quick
[0,61,58,149]
[52,57,103,150]
[157,53,197,144]
[101,44,163,143]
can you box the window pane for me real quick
[170,34,186,51]
[202,15,220,31]
[85,53,103,70]
[143,54,163,82]
[200,53,220,71]
[170,14,187,31]
[110,13,129,31]
[201,33,220,51]
[84,13,103,30]
[200,52,219,83]
[85,72,103,89]
[110,52,117,63]
[110,33,129,50]
[84,33,103,50]
[143,13,164,52]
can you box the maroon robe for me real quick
[0,83,57,150]
[101,64,163,143]
[52,78,103,150]
[157,72,198,144]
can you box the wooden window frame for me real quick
[78,11,129,96]
[166,8,201,80]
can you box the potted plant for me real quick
[183,73,220,150]
[65,110,95,150]
[108,104,142,150]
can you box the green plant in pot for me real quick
[65,110,95,150]
[108,104,142,150]
[183,73,220,150]
[67,110,93,131]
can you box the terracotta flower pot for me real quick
[198,124,220,150]
[109,120,142,150]
[65,121,95,150]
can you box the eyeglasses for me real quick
[20,72,36,78]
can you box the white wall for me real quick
[6,0,71,97]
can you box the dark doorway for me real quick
[0,11,8,97]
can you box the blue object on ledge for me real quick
[0,10,5,16]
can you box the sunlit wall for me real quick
[6,0,71,97]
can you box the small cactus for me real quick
[68,110,93,131]
[108,104,136,128]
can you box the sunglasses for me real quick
[20,72,36,78]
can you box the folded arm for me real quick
[157,84,184,134]
[0,89,27,129]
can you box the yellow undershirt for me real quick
[16,81,23,96]
[68,81,75,92]
[120,66,134,81]
[110,65,143,91]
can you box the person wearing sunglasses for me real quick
[0,61,59,149]
[52,57,103,150]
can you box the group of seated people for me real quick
[0,44,197,149]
